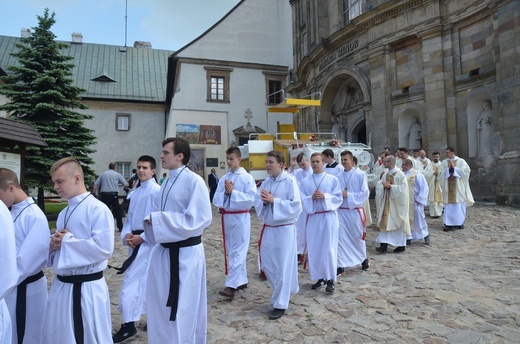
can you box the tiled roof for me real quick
[0,35,174,102]
[0,117,47,146]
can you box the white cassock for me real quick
[44,192,114,344]
[424,161,444,217]
[255,172,302,310]
[439,157,475,226]
[292,166,312,254]
[145,166,212,344]
[375,168,411,247]
[213,167,256,288]
[337,168,370,268]
[325,162,343,177]
[117,178,161,323]
[5,197,48,344]
[404,170,430,241]
[0,202,17,344]
[300,172,343,282]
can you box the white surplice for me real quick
[423,161,444,217]
[300,172,343,282]
[117,178,161,323]
[337,168,370,268]
[404,170,430,241]
[213,167,256,289]
[439,157,475,226]
[0,202,17,344]
[255,172,302,309]
[5,197,48,344]
[375,168,410,247]
[43,192,114,344]
[292,166,312,254]
[145,166,212,344]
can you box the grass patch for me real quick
[45,202,67,215]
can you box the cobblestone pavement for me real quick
[93,202,520,343]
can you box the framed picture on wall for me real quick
[188,148,205,180]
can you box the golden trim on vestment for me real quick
[379,172,396,231]
[447,160,457,204]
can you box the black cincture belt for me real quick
[110,230,145,274]
[161,235,202,321]
[57,271,104,344]
[16,270,44,344]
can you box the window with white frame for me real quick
[116,113,130,131]
[205,67,232,102]
[343,0,362,23]
[116,162,132,179]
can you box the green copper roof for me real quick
[0,35,174,102]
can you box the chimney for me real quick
[71,32,83,44]
[21,28,30,38]
[133,41,152,49]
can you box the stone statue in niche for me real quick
[407,117,422,150]
[477,100,493,156]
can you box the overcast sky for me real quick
[0,0,242,51]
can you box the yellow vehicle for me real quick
[238,92,377,187]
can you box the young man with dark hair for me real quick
[424,151,444,218]
[0,168,49,344]
[255,150,302,319]
[336,151,370,275]
[112,155,161,343]
[144,137,212,343]
[322,148,343,176]
[45,157,114,343]
[213,146,256,299]
[300,152,343,292]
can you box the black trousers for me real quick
[100,192,123,230]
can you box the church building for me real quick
[287,0,520,205]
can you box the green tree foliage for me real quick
[0,9,96,210]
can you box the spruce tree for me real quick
[0,9,96,211]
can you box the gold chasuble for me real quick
[406,171,417,229]
[379,172,396,231]
[447,160,458,204]
[433,165,442,203]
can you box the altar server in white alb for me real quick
[44,157,114,344]
[288,153,312,261]
[255,150,302,320]
[112,155,161,343]
[439,147,474,231]
[144,137,212,344]
[336,151,370,276]
[0,168,49,344]
[213,146,256,299]
[400,159,430,245]
[300,152,343,293]
[0,201,17,344]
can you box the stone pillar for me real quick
[419,26,450,153]
[368,44,392,151]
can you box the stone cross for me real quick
[244,108,253,125]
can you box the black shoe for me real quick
[336,267,344,277]
[458,224,464,230]
[325,280,334,293]
[443,225,454,232]
[406,239,412,246]
[376,243,387,253]
[297,254,301,263]
[143,324,147,332]
[236,283,248,290]
[424,235,431,245]
[361,258,369,271]
[268,308,285,320]
[218,287,236,299]
[393,246,406,253]
[311,279,325,289]
[113,323,137,343]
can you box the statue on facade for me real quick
[477,100,493,156]
[331,85,363,114]
[407,117,422,150]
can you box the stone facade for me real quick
[287,0,520,205]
